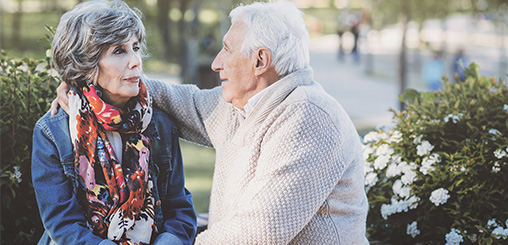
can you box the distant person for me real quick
[422,50,445,91]
[350,18,361,63]
[33,0,196,244]
[451,48,469,82]
[54,1,369,243]
[336,13,349,60]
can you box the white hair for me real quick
[229,1,310,77]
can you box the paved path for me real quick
[309,35,399,133]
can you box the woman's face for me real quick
[96,36,142,108]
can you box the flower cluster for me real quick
[429,188,450,206]
[363,64,508,244]
[443,113,464,124]
[406,221,420,238]
[445,228,463,245]
[9,166,22,184]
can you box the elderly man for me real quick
[54,1,368,244]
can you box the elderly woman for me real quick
[31,0,196,244]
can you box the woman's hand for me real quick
[51,82,70,115]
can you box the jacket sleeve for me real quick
[144,78,225,148]
[31,121,115,245]
[194,103,363,244]
[157,124,197,245]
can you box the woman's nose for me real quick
[129,52,142,69]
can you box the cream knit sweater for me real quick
[145,68,368,244]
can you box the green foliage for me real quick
[363,63,508,244]
[0,49,60,244]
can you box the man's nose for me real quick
[211,54,222,72]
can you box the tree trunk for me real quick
[364,0,374,75]
[157,0,172,62]
[178,0,190,82]
[499,20,507,78]
[398,0,410,110]
[12,0,23,45]
[185,0,201,85]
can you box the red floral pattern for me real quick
[69,81,154,244]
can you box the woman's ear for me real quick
[254,48,272,76]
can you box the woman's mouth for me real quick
[125,76,140,83]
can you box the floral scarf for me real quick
[68,81,155,244]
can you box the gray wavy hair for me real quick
[229,1,310,78]
[52,0,146,88]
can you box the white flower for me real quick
[380,196,420,219]
[388,130,403,143]
[392,154,402,163]
[414,135,423,144]
[392,179,411,198]
[494,149,507,159]
[407,221,420,238]
[445,228,464,245]
[11,166,22,184]
[365,172,378,187]
[386,163,402,178]
[393,179,402,193]
[376,144,394,157]
[399,161,417,175]
[363,131,388,143]
[364,163,374,174]
[420,153,440,175]
[492,227,508,240]
[401,170,417,185]
[374,155,390,170]
[504,104,508,112]
[488,219,498,228]
[493,162,501,173]
[417,140,434,156]
[362,145,375,161]
[489,129,501,135]
[430,188,450,206]
[444,114,460,123]
[363,131,379,143]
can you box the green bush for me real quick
[0,50,60,244]
[364,64,508,244]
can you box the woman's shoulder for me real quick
[35,108,69,130]
[150,107,176,127]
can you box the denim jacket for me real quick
[32,108,197,245]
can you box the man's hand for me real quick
[50,82,70,115]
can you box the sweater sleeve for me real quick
[195,102,360,244]
[144,78,224,148]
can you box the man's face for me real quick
[211,21,257,109]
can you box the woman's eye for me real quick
[133,46,140,52]
[113,47,125,54]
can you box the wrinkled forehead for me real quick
[223,21,247,45]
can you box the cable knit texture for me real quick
[144,68,368,244]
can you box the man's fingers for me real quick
[50,98,59,115]
[57,82,70,114]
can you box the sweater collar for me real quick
[231,67,314,145]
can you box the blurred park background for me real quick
[1,0,508,234]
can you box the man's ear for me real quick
[254,48,272,76]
